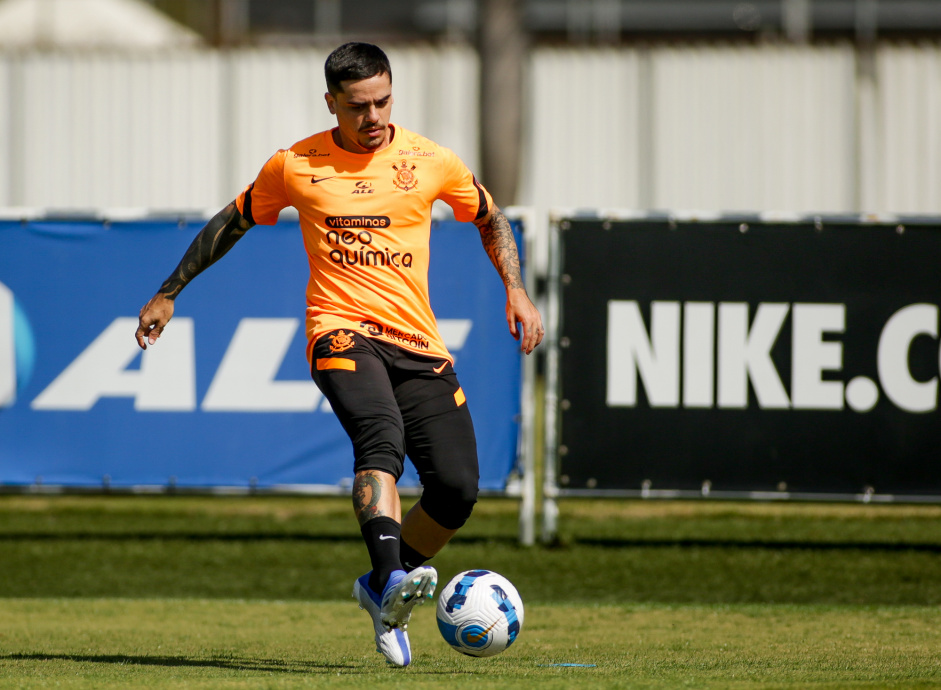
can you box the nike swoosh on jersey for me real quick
[432,362,447,374]
[310,175,337,184]
[379,535,397,541]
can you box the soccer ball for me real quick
[435,569,524,657]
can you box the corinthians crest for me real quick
[329,330,355,353]
[392,159,418,191]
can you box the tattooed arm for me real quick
[135,201,255,350]
[473,206,544,354]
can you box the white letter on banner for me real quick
[437,319,473,351]
[202,318,322,412]
[717,303,790,409]
[0,283,14,407]
[878,304,938,413]
[791,303,845,410]
[683,302,715,408]
[607,301,679,407]
[32,317,196,411]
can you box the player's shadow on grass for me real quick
[0,533,369,542]
[1,652,355,673]
[568,537,941,552]
[4,533,941,552]
[1,652,472,675]
[0,533,521,545]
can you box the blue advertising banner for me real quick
[0,217,522,491]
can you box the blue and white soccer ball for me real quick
[436,569,524,657]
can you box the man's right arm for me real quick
[135,201,254,350]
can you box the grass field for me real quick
[1,495,940,687]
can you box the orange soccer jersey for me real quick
[235,125,494,366]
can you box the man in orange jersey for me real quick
[135,42,543,666]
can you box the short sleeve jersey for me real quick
[235,125,493,365]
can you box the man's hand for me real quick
[474,205,544,354]
[133,201,254,351]
[507,287,544,355]
[135,294,175,350]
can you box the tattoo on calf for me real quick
[352,473,385,525]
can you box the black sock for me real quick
[399,539,431,572]
[360,516,403,593]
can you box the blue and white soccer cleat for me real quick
[380,566,437,630]
[353,571,412,667]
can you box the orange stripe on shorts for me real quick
[454,387,466,407]
[316,357,356,372]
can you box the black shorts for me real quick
[310,329,479,487]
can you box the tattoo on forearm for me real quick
[352,473,385,525]
[158,202,253,299]
[475,208,524,290]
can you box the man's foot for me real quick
[380,566,437,630]
[353,572,412,667]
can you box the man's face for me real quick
[325,72,394,153]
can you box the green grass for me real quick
[1,496,941,687]
[1,599,939,688]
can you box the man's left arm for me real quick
[474,207,544,354]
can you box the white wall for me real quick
[522,43,873,216]
[11,51,225,210]
[0,58,10,207]
[649,44,856,214]
[875,43,941,214]
[1,42,939,219]
[0,45,480,212]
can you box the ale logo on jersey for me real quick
[0,281,37,408]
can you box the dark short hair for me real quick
[325,42,392,95]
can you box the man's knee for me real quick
[353,451,405,480]
[419,477,478,530]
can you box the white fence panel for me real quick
[521,47,644,213]
[2,47,479,213]
[1,43,940,219]
[877,44,941,215]
[0,59,9,207]
[523,44,857,217]
[652,44,856,213]
[17,52,224,210]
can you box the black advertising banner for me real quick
[556,217,941,497]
